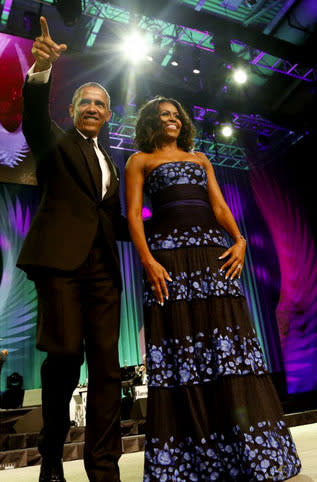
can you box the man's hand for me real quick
[32,16,67,72]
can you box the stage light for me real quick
[121,31,151,63]
[192,49,201,75]
[0,372,24,409]
[233,68,247,84]
[171,43,180,67]
[221,124,233,137]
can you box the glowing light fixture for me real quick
[192,49,201,75]
[121,31,151,63]
[171,43,180,67]
[233,68,247,84]
[221,124,233,137]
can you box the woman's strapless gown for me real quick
[142,161,301,481]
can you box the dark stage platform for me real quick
[1,402,316,471]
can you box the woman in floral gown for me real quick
[125,96,301,481]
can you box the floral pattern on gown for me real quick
[142,161,301,481]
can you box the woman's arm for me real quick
[196,152,246,280]
[125,153,171,304]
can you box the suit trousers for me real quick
[33,247,122,482]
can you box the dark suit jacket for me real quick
[17,77,129,289]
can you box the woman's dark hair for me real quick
[135,96,196,153]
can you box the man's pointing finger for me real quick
[40,16,50,38]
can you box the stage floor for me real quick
[2,424,316,481]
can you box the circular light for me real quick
[221,125,233,137]
[147,55,153,62]
[193,68,200,74]
[233,69,247,84]
[122,32,150,63]
[171,60,179,66]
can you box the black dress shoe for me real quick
[39,458,66,482]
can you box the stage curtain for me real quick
[0,159,285,390]
[0,182,143,391]
[214,166,284,373]
[78,241,143,384]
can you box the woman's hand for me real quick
[143,257,172,305]
[219,239,246,280]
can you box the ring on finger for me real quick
[151,285,155,291]
[237,264,242,270]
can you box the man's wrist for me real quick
[27,63,52,84]
[34,60,52,73]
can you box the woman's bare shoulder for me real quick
[125,151,149,170]
[193,151,213,168]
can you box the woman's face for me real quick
[158,102,182,140]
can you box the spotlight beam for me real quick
[120,30,151,63]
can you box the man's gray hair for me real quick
[71,82,111,109]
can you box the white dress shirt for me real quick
[75,130,111,198]
[27,64,111,198]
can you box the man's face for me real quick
[69,86,111,137]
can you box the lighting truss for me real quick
[107,102,304,170]
[196,139,248,169]
[83,0,215,63]
[232,113,290,136]
[108,111,249,170]
[25,1,317,81]
[83,1,317,81]
[232,40,317,82]
[137,18,215,52]
[193,105,301,139]
[0,0,13,26]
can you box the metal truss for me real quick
[231,113,291,137]
[193,105,298,138]
[84,0,215,53]
[137,18,215,52]
[26,1,317,81]
[108,111,249,170]
[108,102,305,170]
[84,1,316,81]
[232,40,317,82]
[195,139,248,170]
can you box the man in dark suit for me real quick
[17,17,128,482]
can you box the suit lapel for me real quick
[70,128,101,201]
[59,128,97,201]
[66,128,119,202]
